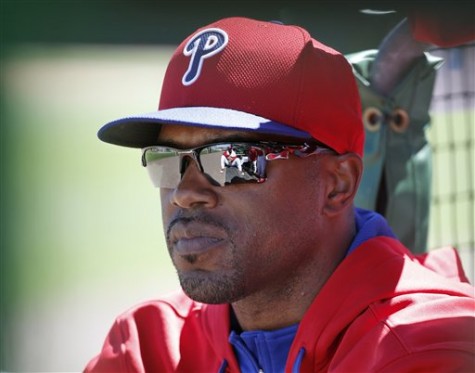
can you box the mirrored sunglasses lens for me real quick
[201,144,267,186]
[143,143,268,188]
[143,147,181,188]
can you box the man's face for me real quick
[159,125,330,305]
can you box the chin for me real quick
[178,270,245,305]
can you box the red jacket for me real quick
[85,238,474,372]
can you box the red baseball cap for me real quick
[98,17,364,156]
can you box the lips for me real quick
[174,236,224,255]
[168,220,228,256]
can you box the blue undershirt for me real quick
[228,208,396,373]
[229,324,298,373]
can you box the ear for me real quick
[323,153,362,216]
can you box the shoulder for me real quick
[348,237,474,348]
[329,285,475,372]
[84,290,226,372]
[121,289,202,320]
[321,237,475,371]
[106,290,212,345]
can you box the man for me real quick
[85,17,474,372]
[221,145,242,172]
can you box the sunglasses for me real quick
[141,141,333,188]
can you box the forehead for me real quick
[158,124,306,147]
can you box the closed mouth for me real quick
[174,236,225,256]
[168,219,229,257]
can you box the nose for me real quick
[170,158,219,209]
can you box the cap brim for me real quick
[98,107,312,148]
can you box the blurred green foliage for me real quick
[1,45,180,371]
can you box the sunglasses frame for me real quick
[141,141,333,188]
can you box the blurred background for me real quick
[1,1,473,371]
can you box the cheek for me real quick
[267,191,320,243]
[267,161,325,214]
[230,185,323,288]
[239,182,321,246]
[160,188,174,228]
[259,162,326,237]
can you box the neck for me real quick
[231,287,319,331]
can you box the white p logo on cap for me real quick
[182,28,229,86]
